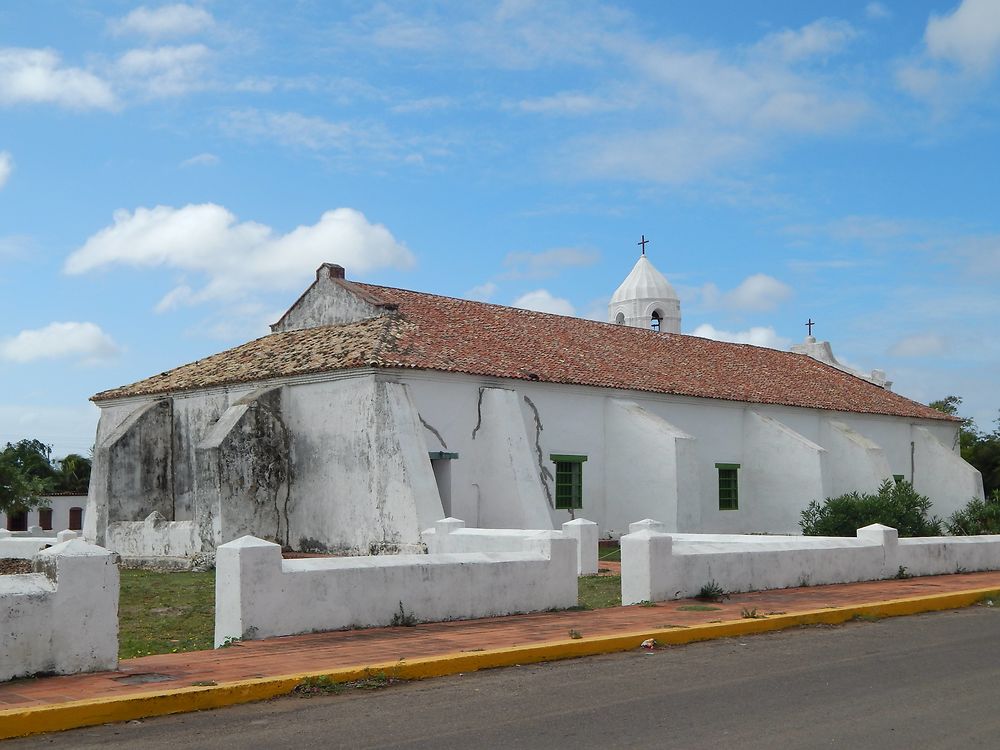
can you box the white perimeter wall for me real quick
[621,523,1000,604]
[0,539,119,681]
[214,532,577,646]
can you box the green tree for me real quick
[56,453,92,493]
[0,439,56,515]
[800,479,942,537]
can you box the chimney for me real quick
[318,263,345,280]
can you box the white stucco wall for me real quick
[911,426,985,518]
[0,539,119,681]
[89,361,978,558]
[422,516,595,574]
[604,399,699,534]
[741,411,827,533]
[821,420,892,496]
[620,523,1000,603]
[106,512,199,561]
[214,532,577,646]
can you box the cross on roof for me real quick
[806,318,815,336]
[638,235,649,255]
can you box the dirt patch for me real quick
[0,558,32,575]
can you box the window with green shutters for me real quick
[551,454,587,510]
[716,463,740,510]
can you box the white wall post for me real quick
[856,523,899,578]
[214,535,284,647]
[562,518,599,575]
[629,518,666,534]
[621,529,674,605]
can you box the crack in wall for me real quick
[523,395,554,509]
[471,387,486,440]
[419,415,448,449]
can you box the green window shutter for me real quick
[893,474,904,484]
[551,455,586,510]
[716,463,740,511]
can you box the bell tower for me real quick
[608,240,681,333]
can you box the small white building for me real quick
[2,493,86,534]
[83,257,983,558]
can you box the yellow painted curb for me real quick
[2,585,998,740]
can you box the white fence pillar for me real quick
[1,539,119,681]
[562,518,599,575]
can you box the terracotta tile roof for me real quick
[93,283,954,423]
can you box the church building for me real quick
[84,254,984,558]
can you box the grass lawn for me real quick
[577,574,622,609]
[597,546,621,563]
[116,569,624,659]
[118,569,215,659]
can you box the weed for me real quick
[218,636,242,648]
[638,600,657,608]
[740,607,766,619]
[296,670,398,697]
[851,613,881,623]
[797,575,812,588]
[895,565,912,580]
[696,580,727,602]
[390,601,418,627]
[956,566,968,574]
[295,676,346,695]
[677,604,721,612]
[568,629,583,639]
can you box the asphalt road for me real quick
[9,606,1000,749]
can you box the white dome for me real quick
[609,255,678,305]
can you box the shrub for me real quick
[800,479,942,537]
[946,490,1000,535]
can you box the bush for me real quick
[945,490,1000,535]
[800,479,942,537]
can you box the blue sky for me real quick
[1,0,999,457]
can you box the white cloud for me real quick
[502,247,599,280]
[0,322,121,364]
[698,274,792,312]
[64,204,416,307]
[925,0,1000,74]
[756,18,858,62]
[889,333,947,357]
[896,0,1000,105]
[866,3,891,20]
[512,289,576,317]
[466,282,498,302]
[0,48,116,109]
[0,151,11,189]
[111,4,216,39]
[690,323,790,350]
[115,44,211,98]
[725,274,793,311]
[180,152,220,168]
[518,91,620,115]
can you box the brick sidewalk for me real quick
[2,571,999,713]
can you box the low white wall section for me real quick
[423,517,594,575]
[0,539,119,681]
[0,529,79,559]
[105,511,199,561]
[214,532,577,646]
[621,522,1000,604]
